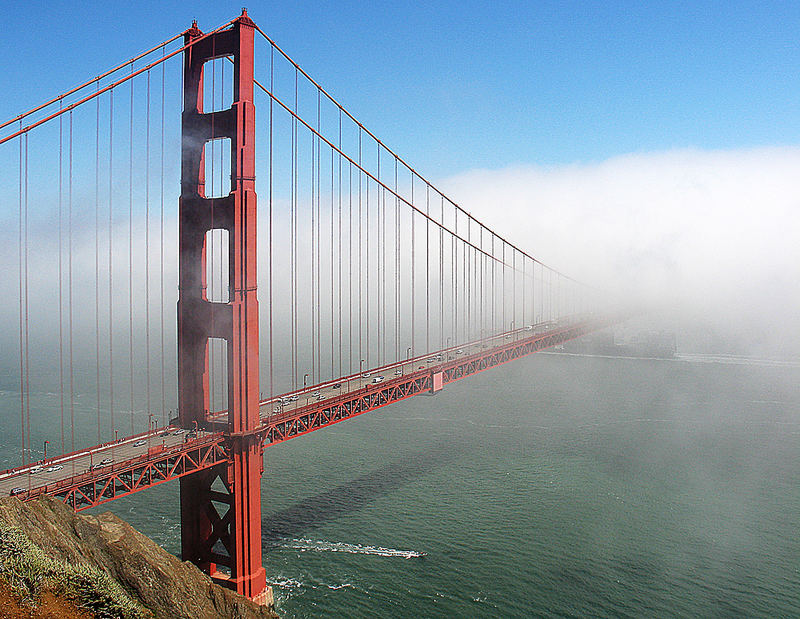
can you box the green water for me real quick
[4,352,800,617]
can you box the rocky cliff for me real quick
[0,496,278,619]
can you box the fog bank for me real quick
[441,146,800,357]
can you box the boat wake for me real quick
[279,538,426,558]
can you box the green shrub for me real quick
[0,523,147,618]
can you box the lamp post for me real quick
[43,440,49,462]
[360,359,365,375]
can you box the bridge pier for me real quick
[177,11,267,602]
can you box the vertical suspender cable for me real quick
[453,202,457,346]
[410,174,415,356]
[311,96,316,385]
[377,147,381,365]
[109,90,115,441]
[145,70,151,424]
[357,129,362,369]
[160,46,166,425]
[348,161,353,374]
[501,242,505,331]
[128,66,135,435]
[522,256,526,328]
[394,158,399,362]
[95,86,102,444]
[490,233,497,335]
[18,124,26,465]
[365,135,370,367]
[479,226,483,338]
[439,194,443,350]
[317,92,322,381]
[68,111,75,453]
[425,184,429,354]
[58,105,65,456]
[464,217,472,342]
[268,46,274,400]
[330,138,335,379]
[294,69,299,390]
[337,110,342,376]
[512,249,516,329]
[24,133,31,465]
[290,67,297,390]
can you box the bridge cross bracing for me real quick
[0,10,611,601]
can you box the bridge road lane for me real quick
[256,321,562,421]
[0,319,572,498]
[0,429,210,497]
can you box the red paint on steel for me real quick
[177,10,266,602]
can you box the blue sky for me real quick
[2,1,800,177]
[1,1,799,356]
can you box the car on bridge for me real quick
[9,487,25,496]
[133,440,147,447]
[46,464,63,473]
[372,376,384,384]
[91,458,113,471]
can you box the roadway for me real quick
[0,319,572,500]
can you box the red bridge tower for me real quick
[177,11,267,601]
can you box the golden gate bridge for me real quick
[0,11,613,603]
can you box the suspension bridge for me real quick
[0,11,614,603]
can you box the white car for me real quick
[90,458,112,471]
[394,369,403,375]
[133,440,146,447]
[29,466,42,474]
[46,464,63,473]
[372,376,384,384]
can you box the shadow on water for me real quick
[261,441,462,548]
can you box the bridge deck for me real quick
[0,318,601,510]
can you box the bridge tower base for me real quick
[177,11,266,601]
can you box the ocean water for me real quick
[4,352,800,617]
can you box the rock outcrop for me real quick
[0,496,278,619]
